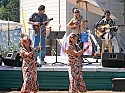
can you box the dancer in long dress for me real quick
[65,34,89,93]
[20,35,39,93]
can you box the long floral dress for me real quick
[20,47,39,93]
[66,44,87,93]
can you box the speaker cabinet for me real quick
[102,53,125,68]
[112,78,125,91]
[2,51,23,67]
[0,58,2,66]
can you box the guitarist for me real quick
[28,5,49,66]
[67,7,87,49]
[96,10,119,53]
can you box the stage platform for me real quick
[1,56,125,72]
[0,56,125,90]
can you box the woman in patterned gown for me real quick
[20,35,39,93]
[65,34,89,93]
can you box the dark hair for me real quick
[38,5,45,11]
[104,10,110,15]
[69,34,78,44]
[72,7,78,13]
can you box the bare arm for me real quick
[67,18,78,29]
[65,45,89,56]
[28,21,40,26]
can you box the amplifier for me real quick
[112,78,125,91]
[102,53,125,68]
[2,51,23,67]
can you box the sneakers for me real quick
[36,61,47,67]
[37,63,42,67]
[42,61,47,65]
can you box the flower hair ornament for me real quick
[70,37,74,41]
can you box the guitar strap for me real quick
[78,15,83,34]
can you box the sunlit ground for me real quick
[0,90,124,93]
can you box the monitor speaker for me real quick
[0,58,2,66]
[2,51,23,67]
[112,78,125,91]
[102,53,125,68]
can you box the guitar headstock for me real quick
[50,18,53,21]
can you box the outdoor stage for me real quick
[0,56,125,90]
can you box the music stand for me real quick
[47,31,65,65]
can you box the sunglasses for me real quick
[74,11,80,13]
[106,15,110,16]
[105,13,110,16]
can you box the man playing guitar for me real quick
[28,5,50,66]
[95,10,119,53]
[67,7,87,49]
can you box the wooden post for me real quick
[101,39,105,62]
[101,39,105,54]
[108,39,112,53]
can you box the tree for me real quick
[0,0,8,7]
[0,6,6,20]
[6,0,20,22]
[0,0,20,22]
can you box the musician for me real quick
[28,5,49,66]
[96,10,119,53]
[67,7,87,49]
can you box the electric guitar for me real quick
[34,18,53,31]
[95,24,118,38]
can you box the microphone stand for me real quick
[37,21,48,66]
[6,0,10,51]
[37,23,45,66]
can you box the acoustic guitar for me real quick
[70,20,88,26]
[34,18,53,31]
[95,24,118,38]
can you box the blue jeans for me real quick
[34,35,46,63]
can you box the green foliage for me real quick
[0,6,6,20]
[0,0,8,7]
[0,0,20,22]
